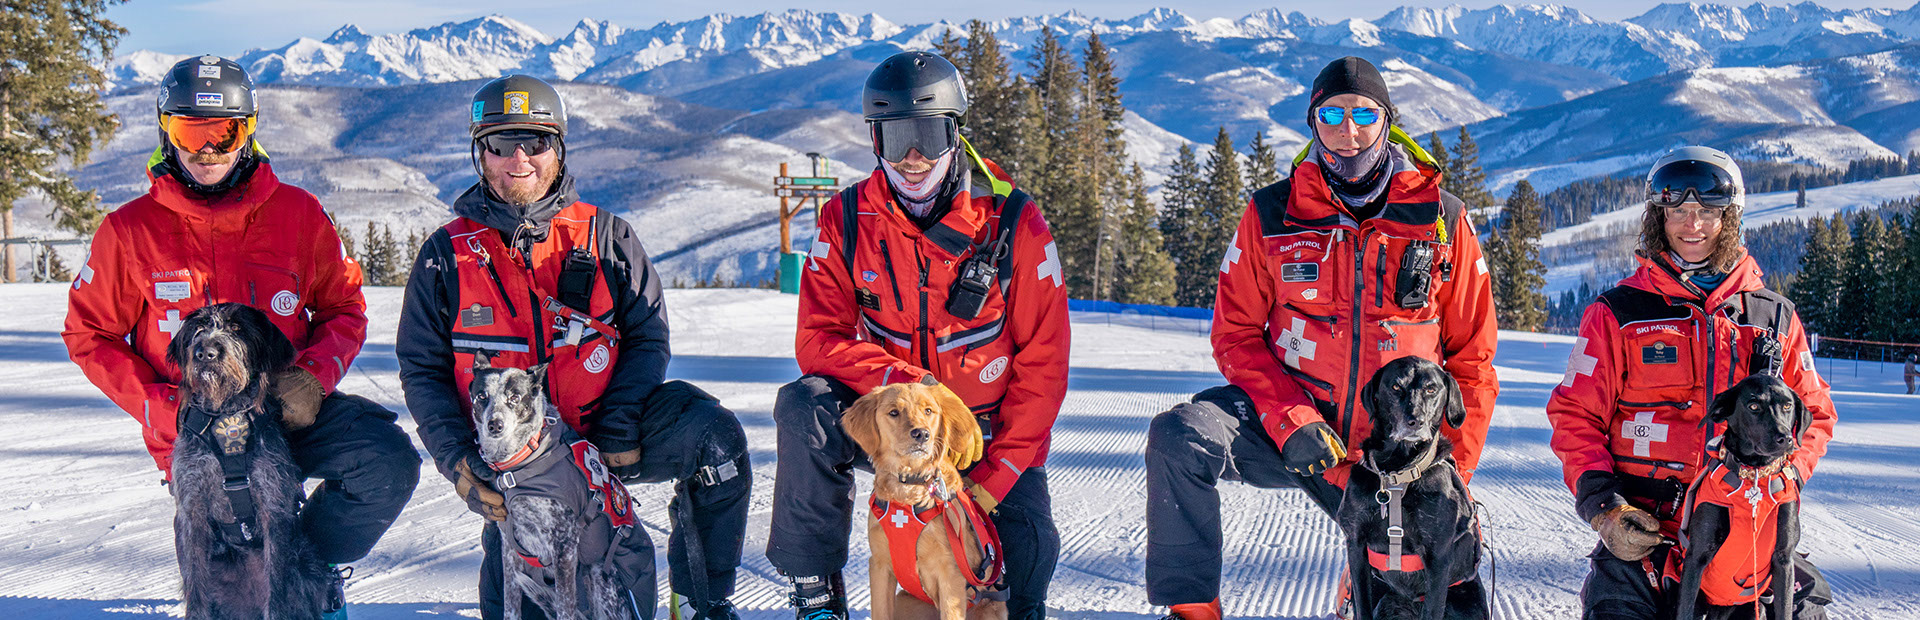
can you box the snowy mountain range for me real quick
[46,3,1920,284]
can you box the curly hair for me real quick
[1637,202,1744,272]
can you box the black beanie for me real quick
[1310,57,1393,121]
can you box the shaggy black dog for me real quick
[167,302,328,619]
[1338,356,1487,620]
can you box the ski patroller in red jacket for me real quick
[63,162,367,471]
[1546,252,1836,535]
[796,161,1070,502]
[1212,133,1500,481]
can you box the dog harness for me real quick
[1358,440,1480,584]
[180,401,268,547]
[868,478,1005,605]
[492,416,647,584]
[1666,437,1801,607]
[446,203,621,434]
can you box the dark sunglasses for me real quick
[871,116,958,164]
[478,130,558,158]
[1647,159,1738,209]
[1315,106,1383,127]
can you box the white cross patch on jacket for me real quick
[1220,231,1243,274]
[1037,241,1062,287]
[808,233,832,272]
[1562,336,1599,388]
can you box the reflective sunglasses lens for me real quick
[166,116,248,153]
[1315,106,1347,125]
[1648,159,1736,209]
[481,131,554,158]
[1349,108,1381,126]
[875,117,956,163]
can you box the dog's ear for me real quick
[238,305,297,372]
[164,310,198,370]
[1709,383,1741,424]
[1358,366,1385,428]
[1791,386,1810,443]
[528,363,549,388]
[1443,369,1467,430]
[472,354,493,371]
[931,384,983,471]
[841,386,888,455]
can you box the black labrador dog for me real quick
[167,302,329,619]
[1337,356,1487,620]
[1674,374,1809,620]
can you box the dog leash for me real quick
[943,484,1006,593]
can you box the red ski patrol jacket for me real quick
[63,162,367,471]
[1212,132,1499,482]
[1546,252,1836,535]
[796,159,1070,502]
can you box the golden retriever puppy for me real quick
[843,379,1006,620]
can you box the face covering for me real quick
[1310,131,1396,210]
[881,151,955,218]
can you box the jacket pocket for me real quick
[1619,322,1696,390]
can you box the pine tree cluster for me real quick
[338,221,424,287]
[1787,201,1920,348]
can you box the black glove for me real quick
[1280,422,1347,476]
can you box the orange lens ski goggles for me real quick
[162,115,255,153]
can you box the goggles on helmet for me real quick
[477,129,559,158]
[871,116,958,164]
[162,115,255,154]
[1647,159,1739,209]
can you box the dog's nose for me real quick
[909,428,930,443]
[195,346,219,362]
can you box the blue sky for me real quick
[113,0,1915,56]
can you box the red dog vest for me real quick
[869,491,1004,605]
[1668,443,1801,606]
[446,203,621,433]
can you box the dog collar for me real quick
[1362,439,1442,488]
[489,426,545,471]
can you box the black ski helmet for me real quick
[158,55,256,119]
[153,55,263,196]
[862,51,968,121]
[470,74,567,138]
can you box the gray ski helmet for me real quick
[470,75,567,138]
[1647,145,1744,207]
[862,51,968,121]
[158,55,256,119]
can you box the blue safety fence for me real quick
[1067,299,1212,334]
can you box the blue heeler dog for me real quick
[167,303,329,619]
[471,356,653,620]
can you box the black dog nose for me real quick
[909,428,930,442]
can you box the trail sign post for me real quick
[776,159,840,294]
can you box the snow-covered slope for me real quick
[1,284,1916,619]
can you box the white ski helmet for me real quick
[1646,146,1744,209]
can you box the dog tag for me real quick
[460,303,494,328]
[1281,263,1319,282]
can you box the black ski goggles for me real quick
[1647,159,1739,209]
[871,116,958,163]
[477,129,559,158]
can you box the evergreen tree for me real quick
[1245,131,1283,190]
[1445,127,1496,228]
[1028,27,1081,207]
[1895,207,1920,342]
[1,0,126,281]
[1796,185,1808,209]
[1114,164,1176,305]
[1173,127,1245,308]
[360,222,391,287]
[1486,180,1547,331]
[1838,214,1895,339]
[1795,215,1852,337]
[1160,144,1207,306]
[932,24,964,63]
[1076,32,1127,300]
[1427,131,1449,175]
[959,20,1024,173]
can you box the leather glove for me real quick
[966,481,1000,514]
[1280,422,1347,476]
[454,455,507,521]
[274,368,325,431]
[1591,504,1663,561]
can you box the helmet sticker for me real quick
[197,65,221,79]
[195,93,223,107]
[199,55,219,65]
[472,100,484,123]
[504,91,530,115]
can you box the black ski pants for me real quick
[1583,543,1832,619]
[287,392,421,565]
